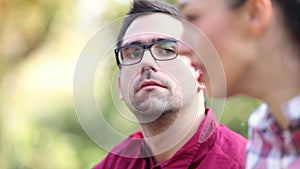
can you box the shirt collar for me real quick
[139,108,218,167]
[282,95,300,121]
[249,94,300,129]
[198,108,218,143]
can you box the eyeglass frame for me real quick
[114,39,179,67]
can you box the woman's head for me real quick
[179,0,300,98]
[230,0,300,46]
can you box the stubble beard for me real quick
[130,86,182,125]
[133,92,182,137]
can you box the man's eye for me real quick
[155,47,176,57]
[121,46,142,58]
[161,48,176,55]
[128,50,142,58]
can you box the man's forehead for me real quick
[122,34,175,45]
[123,13,183,41]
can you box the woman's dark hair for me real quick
[230,0,300,46]
[116,0,180,50]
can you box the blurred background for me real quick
[0,0,260,168]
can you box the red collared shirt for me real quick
[94,109,247,169]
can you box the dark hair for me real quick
[230,0,300,46]
[116,0,180,50]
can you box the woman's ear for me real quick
[245,0,272,35]
[118,76,124,100]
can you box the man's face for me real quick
[179,0,255,97]
[118,13,199,123]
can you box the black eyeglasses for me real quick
[115,39,179,66]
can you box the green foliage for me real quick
[220,96,261,138]
[164,0,177,6]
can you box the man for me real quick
[94,0,246,168]
[95,0,246,169]
[178,0,300,168]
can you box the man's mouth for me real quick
[137,80,167,92]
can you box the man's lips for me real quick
[137,80,167,92]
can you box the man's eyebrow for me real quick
[155,37,177,42]
[123,37,176,46]
[154,38,167,42]
[123,40,143,46]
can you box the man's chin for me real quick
[135,110,164,124]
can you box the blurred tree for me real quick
[0,0,74,168]
[165,0,177,5]
[0,0,59,77]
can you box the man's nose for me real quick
[139,50,158,69]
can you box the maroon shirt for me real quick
[94,109,247,169]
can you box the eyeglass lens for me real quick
[119,40,177,65]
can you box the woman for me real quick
[178,0,300,168]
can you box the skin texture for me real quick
[118,13,205,162]
[178,0,300,130]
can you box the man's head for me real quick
[178,0,300,98]
[116,0,203,125]
[116,0,181,64]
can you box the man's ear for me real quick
[195,69,206,92]
[197,82,206,93]
[118,76,124,100]
[245,0,272,35]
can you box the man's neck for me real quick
[140,99,205,163]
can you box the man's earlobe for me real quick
[197,82,206,92]
[119,91,124,100]
[247,0,272,35]
[118,77,124,100]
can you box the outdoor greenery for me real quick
[0,0,260,168]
